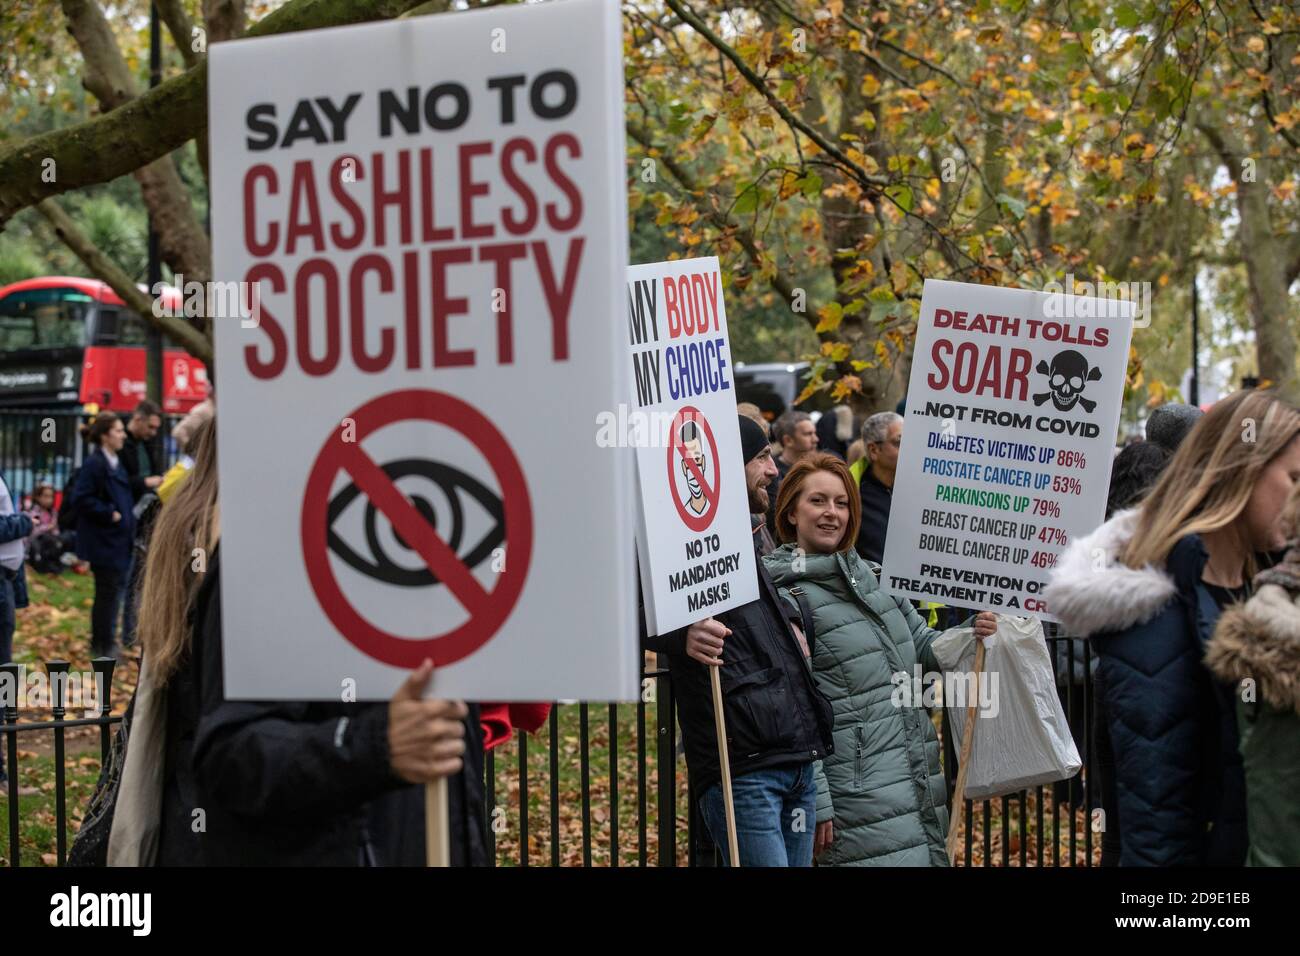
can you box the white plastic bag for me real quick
[931,616,1081,801]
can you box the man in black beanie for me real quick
[641,415,834,866]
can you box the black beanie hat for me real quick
[738,414,770,464]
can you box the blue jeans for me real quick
[700,763,817,867]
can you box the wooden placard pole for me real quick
[709,666,741,867]
[946,640,986,864]
[426,777,450,867]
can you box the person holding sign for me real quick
[642,416,834,867]
[110,419,486,866]
[1047,390,1300,866]
[764,453,996,866]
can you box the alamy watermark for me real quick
[1042,273,1151,328]
[891,665,1000,718]
[0,665,106,715]
[152,273,262,328]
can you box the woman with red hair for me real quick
[763,452,995,866]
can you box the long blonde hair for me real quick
[138,416,219,685]
[1122,390,1300,574]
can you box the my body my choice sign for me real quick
[882,279,1134,620]
[625,258,758,635]
[210,0,638,700]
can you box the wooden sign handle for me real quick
[709,665,741,867]
[946,639,986,864]
[426,777,450,867]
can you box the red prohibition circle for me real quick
[665,405,721,533]
[301,388,533,668]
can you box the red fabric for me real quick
[479,702,552,751]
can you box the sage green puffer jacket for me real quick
[764,545,950,866]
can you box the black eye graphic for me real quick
[326,458,504,587]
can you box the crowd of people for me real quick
[3,386,1298,868]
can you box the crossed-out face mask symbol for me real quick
[679,421,709,516]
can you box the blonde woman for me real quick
[1047,390,1300,866]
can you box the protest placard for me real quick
[881,279,1135,619]
[209,0,636,700]
[622,257,758,635]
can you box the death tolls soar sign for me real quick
[209,0,639,702]
[881,279,1133,621]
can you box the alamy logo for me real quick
[49,886,151,936]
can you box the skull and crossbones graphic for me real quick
[1033,349,1102,413]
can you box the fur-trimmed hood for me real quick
[1208,583,1300,715]
[1044,508,1179,637]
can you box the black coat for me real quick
[73,450,136,571]
[854,466,892,565]
[158,551,488,866]
[1092,536,1247,866]
[121,431,163,502]
[642,539,834,794]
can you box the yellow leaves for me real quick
[815,303,844,333]
[1246,36,1266,54]
[1184,175,1215,208]
[1108,156,1124,180]
[890,261,910,295]
[925,178,942,199]
[861,74,881,98]
[843,146,879,174]
[831,376,863,401]
[821,341,852,362]
[672,205,700,226]
[1272,180,1297,202]
[1273,107,1300,130]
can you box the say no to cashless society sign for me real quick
[209,0,640,701]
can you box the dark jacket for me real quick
[121,431,163,503]
[641,538,834,795]
[853,464,892,565]
[73,449,136,572]
[1046,510,1248,866]
[158,550,488,866]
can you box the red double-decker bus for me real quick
[0,276,208,413]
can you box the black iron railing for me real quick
[5,636,1099,867]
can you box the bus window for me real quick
[0,288,89,350]
[94,307,150,346]
[118,310,151,346]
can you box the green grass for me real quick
[0,752,103,867]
